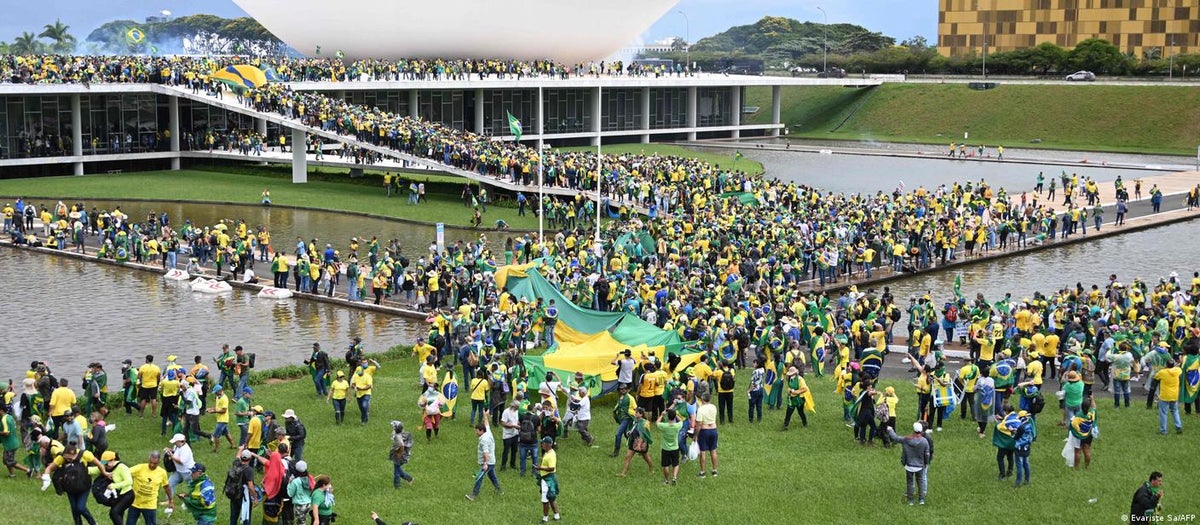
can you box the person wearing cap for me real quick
[234,388,253,447]
[283,409,308,462]
[158,369,182,437]
[100,450,134,525]
[126,450,173,524]
[119,360,138,415]
[389,421,415,488]
[177,463,217,525]
[327,371,350,425]
[233,346,252,396]
[886,421,931,505]
[286,460,318,525]
[1062,370,1084,427]
[353,359,380,424]
[533,435,560,522]
[227,450,258,525]
[206,385,235,453]
[165,433,195,496]
[41,439,108,524]
[246,405,266,453]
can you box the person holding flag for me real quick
[781,364,813,430]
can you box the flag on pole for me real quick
[506,111,522,142]
[953,272,963,300]
[335,50,345,59]
[315,45,321,55]
[734,151,744,161]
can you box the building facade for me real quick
[938,0,1200,58]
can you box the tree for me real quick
[39,18,76,54]
[1029,42,1067,75]
[670,37,687,52]
[1067,38,1128,74]
[900,35,930,51]
[836,29,895,54]
[10,32,44,55]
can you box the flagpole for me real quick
[537,86,544,243]
[594,86,602,275]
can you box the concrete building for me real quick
[938,0,1200,58]
[0,75,879,178]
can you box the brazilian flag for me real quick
[1181,354,1200,404]
[440,369,459,417]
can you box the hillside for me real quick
[744,83,1200,155]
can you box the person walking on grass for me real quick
[695,393,720,478]
[466,410,501,501]
[887,421,930,506]
[177,463,217,525]
[389,421,414,489]
[617,407,653,477]
[533,436,560,523]
[1154,360,1183,435]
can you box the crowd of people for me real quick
[0,54,695,86]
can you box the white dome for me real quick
[233,0,680,63]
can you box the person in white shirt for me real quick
[499,401,521,472]
[182,383,211,444]
[612,349,636,389]
[164,433,194,495]
[564,387,593,446]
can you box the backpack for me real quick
[945,306,958,323]
[467,350,479,367]
[1029,393,1046,415]
[52,456,91,495]
[889,307,901,322]
[223,464,246,500]
[91,475,118,506]
[719,371,735,390]
[519,415,538,444]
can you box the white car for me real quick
[1065,71,1096,81]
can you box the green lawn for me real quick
[558,144,765,176]
[746,83,1200,155]
[3,355,1195,524]
[0,169,539,229]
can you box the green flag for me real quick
[734,150,744,161]
[506,111,522,142]
[953,273,963,299]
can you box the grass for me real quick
[0,169,538,229]
[4,358,1196,524]
[557,144,765,176]
[745,83,1200,156]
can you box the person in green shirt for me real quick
[656,408,684,485]
[234,389,253,447]
[313,475,334,522]
[1,404,31,477]
[287,461,317,525]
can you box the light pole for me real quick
[676,10,689,73]
[982,38,989,78]
[1168,36,1175,80]
[816,6,828,74]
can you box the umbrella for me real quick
[210,65,270,90]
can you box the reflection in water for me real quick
[0,249,423,381]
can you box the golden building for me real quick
[938,0,1200,58]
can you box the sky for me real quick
[0,0,936,50]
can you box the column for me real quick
[686,86,697,141]
[409,90,419,119]
[256,117,267,137]
[770,85,782,137]
[168,96,181,170]
[536,87,544,149]
[474,88,484,134]
[71,94,83,175]
[730,86,742,139]
[292,128,307,183]
[640,87,651,144]
[591,86,602,147]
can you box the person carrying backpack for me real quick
[715,361,736,424]
[517,409,540,476]
[224,450,257,525]
[42,441,109,525]
[390,420,415,488]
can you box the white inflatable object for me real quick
[163,269,190,281]
[257,287,294,299]
[190,278,233,294]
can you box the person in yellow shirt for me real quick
[326,371,350,424]
[48,378,77,430]
[246,406,265,451]
[126,451,173,523]
[137,355,162,417]
[713,361,736,424]
[159,371,182,437]
[468,370,491,426]
[353,360,380,424]
[206,385,235,452]
[1025,350,1044,387]
[1041,332,1060,380]
[414,339,437,368]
